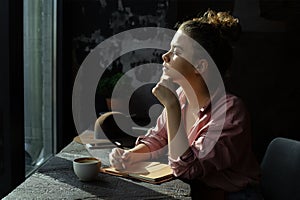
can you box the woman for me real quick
[109,10,262,199]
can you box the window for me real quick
[24,0,56,175]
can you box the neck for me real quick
[178,78,210,110]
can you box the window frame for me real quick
[0,0,66,197]
[0,0,25,197]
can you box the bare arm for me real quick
[152,78,189,160]
[130,143,151,154]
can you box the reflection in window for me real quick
[24,0,55,175]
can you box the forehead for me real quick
[170,30,197,65]
[171,30,192,48]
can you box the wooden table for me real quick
[4,139,191,199]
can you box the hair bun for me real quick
[194,10,241,42]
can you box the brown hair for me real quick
[177,10,241,78]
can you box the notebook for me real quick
[101,162,174,184]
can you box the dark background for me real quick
[61,0,300,162]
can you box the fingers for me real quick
[109,149,135,170]
[120,151,134,170]
[109,152,121,170]
[122,150,150,164]
[121,161,132,170]
[112,148,125,157]
[156,73,177,92]
[109,149,151,170]
[109,148,125,170]
[109,156,123,170]
[121,150,131,161]
[152,77,178,107]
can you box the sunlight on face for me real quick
[170,30,204,67]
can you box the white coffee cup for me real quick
[73,157,101,181]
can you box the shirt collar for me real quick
[178,86,224,117]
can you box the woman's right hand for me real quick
[109,145,151,170]
[109,148,125,170]
[109,148,138,170]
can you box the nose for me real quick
[162,51,170,63]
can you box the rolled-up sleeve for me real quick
[169,135,232,179]
[136,109,168,159]
[169,146,202,178]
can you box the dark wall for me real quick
[229,31,300,161]
[56,0,77,152]
[62,0,300,162]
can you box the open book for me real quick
[101,162,174,184]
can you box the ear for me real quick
[194,59,208,74]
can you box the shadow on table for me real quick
[38,156,188,199]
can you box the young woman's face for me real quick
[161,30,198,84]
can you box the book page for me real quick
[105,162,161,174]
[122,162,161,174]
[128,163,173,182]
[102,162,174,183]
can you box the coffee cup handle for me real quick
[97,162,102,172]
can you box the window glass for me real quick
[24,0,55,175]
